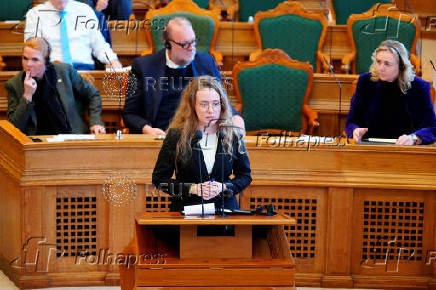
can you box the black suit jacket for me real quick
[152,128,252,212]
[123,49,223,133]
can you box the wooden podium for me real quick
[120,212,296,289]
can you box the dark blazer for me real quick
[6,63,103,135]
[123,49,222,133]
[152,128,252,212]
[345,73,436,144]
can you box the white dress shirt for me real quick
[165,49,187,69]
[199,132,218,175]
[25,1,118,65]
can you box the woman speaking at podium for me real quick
[152,76,252,212]
[345,40,436,145]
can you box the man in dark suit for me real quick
[6,37,105,135]
[123,17,244,135]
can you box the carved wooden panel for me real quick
[362,200,424,263]
[241,186,327,273]
[144,192,171,212]
[55,193,97,258]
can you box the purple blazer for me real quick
[345,73,436,144]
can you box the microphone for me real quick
[323,56,343,136]
[217,130,227,216]
[316,0,330,23]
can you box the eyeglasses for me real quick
[169,38,197,49]
[197,101,221,111]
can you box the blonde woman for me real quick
[152,76,251,212]
[345,40,436,145]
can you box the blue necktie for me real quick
[59,10,72,64]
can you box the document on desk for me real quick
[105,66,131,72]
[47,134,95,142]
[359,138,397,145]
[183,203,215,216]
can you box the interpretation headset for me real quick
[386,44,405,71]
[162,24,172,50]
[40,37,52,65]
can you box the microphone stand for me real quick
[197,135,205,217]
[191,130,206,216]
[323,56,342,136]
[217,132,226,217]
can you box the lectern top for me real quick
[135,212,295,225]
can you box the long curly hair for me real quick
[369,40,415,94]
[168,75,238,164]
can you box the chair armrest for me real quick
[120,118,130,134]
[410,53,421,75]
[249,49,262,62]
[0,56,5,71]
[341,51,355,74]
[318,52,331,73]
[140,48,153,57]
[302,104,319,134]
[210,50,223,66]
[234,103,242,114]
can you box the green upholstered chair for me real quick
[250,1,329,73]
[329,0,391,25]
[238,0,286,22]
[193,0,209,9]
[0,0,32,21]
[142,0,222,64]
[342,3,420,75]
[233,49,319,135]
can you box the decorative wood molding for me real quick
[344,3,421,74]
[232,48,317,134]
[252,1,329,72]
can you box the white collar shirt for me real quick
[24,1,118,65]
[165,49,188,69]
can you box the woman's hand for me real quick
[23,73,37,102]
[353,127,368,142]
[396,134,421,145]
[190,181,226,200]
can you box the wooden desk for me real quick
[0,120,435,288]
[0,70,358,136]
[121,212,295,289]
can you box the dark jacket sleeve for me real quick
[152,129,192,197]
[225,137,252,195]
[410,78,436,144]
[123,57,151,133]
[6,73,35,134]
[345,74,367,138]
[69,65,103,127]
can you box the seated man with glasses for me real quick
[123,17,244,135]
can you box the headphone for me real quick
[40,37,52,65]
[162,26,172,50]
[386,44,405,71]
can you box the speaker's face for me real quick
[167,25,196,66]
[195,88,222,130]
[22,47,46,80]
[375,50,400,82]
